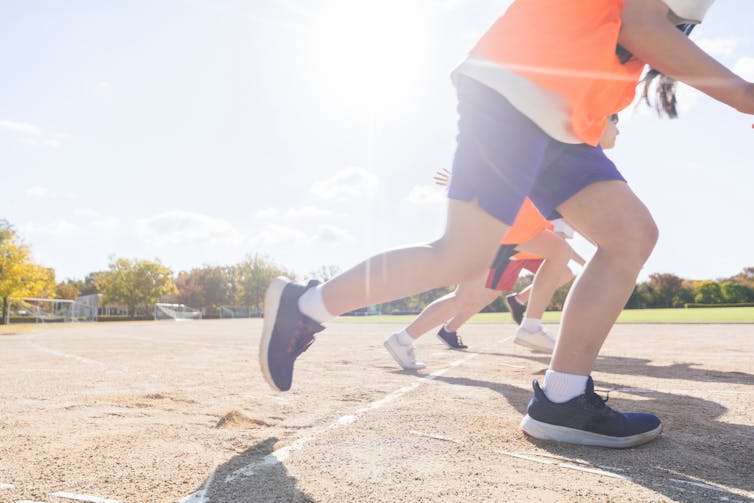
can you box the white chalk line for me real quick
[0,482,15,489]
[611,387,754,397]
[498,450,630,480]
[181,352,481,500]
[25,340,107,368]
[499,451,752,501]
[49,492,119,503]
[409,430,460,444]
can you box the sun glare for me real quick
[310,0,433,110]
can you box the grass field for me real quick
[336,306,754,324]
[1,307,752,336]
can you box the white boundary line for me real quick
[25,338,106,368]
[182,352,480,500]
[497,450,631,480]
[0,482,15,489]
[48,492,119,503]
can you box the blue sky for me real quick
[2,0,753,284]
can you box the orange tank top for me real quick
[471,0,645,145]
[500,198,553,262]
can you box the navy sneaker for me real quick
[520,377,662,448]
[436,326,468,350]
[504,293,526,325]
[259,277,325,392]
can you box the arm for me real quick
[619,0,754,114]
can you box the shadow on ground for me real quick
[184,437,314,503]
[436,373,754,502]
[475,350,754,384]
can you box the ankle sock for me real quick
[393,330,415,346]
[542,370,589,403]
[297,284,334,324]
[521,317,542,333]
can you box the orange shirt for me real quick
[470,0,645,145]
[500,198,552,260]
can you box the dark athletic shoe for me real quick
[520,377,662,448]
[504,293,526,325]
[260,277,324,392]
[436,326,468,350]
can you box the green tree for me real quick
[720,281,753,304]
[176,266,236,315]
[94,257,177,318]
[0,221,57,323]
[645,273,684,308]
[55,281,80,300]
[237,255,291,313]
[693,281,723,305]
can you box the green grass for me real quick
[335,306,754,324]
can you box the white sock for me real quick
[521,317,542,333]
[395,330,414,346]
[542,370,589,403]
[297,284,334,324]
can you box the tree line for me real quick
[2,219,753,324]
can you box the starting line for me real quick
[181,349,485,502]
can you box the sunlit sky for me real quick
[3,0,753,285]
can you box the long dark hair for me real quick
[616,23,696,118]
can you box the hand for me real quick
[433,168,451,187]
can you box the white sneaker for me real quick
[513,325,555,353]
[384,333,426,370]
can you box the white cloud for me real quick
[26,186,50,198]
[696,38,738,57]
[0,120,42,136]
[287,206,332,218]
[250,224,309,247]
[406,184,446,206]
[91,216,120,231]
[312,224,351,243]
[0,119,68,147]
[74,208,100,217]
[250,223,351,248]
[255,208,280,219]
[310,167,379,200]
[733,57,754,81]
[135,211,242,246]
[21,220,79,236]
[676,82,703,114]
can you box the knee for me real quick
[602,214,658,264]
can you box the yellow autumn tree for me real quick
[0,221,57,324]
[94,257,177,319]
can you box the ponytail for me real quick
[616,23,696,118]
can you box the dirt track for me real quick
[1,319,752,502]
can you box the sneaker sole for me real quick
[513,336,552,353]
[259,276,289,392]
[435,334,467,351]
[383,340,425,371]
[520,414,663,448]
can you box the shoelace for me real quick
[586,389,618,417]
[454,334,465,347]
[288,319,317,356]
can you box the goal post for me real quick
[154,303,203,321]
[14,298,97,323]
[219,305,256,318]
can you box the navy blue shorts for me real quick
[448,76,626,224]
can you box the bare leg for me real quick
[322,199,509,315]
[515,231,572,320]
[551,181,658,374]
[514,284,532,304]
[404,273,496,338]
[441,279,499,333]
